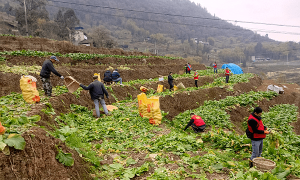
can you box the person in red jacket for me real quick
[247,107,269,167]
[213,62,217,73]
[184,113,206,133]
[225,67,231,83]
[194,71,199,87]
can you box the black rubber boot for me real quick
[249,159,253,168]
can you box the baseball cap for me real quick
[50,56,59,61]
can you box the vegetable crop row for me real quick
[0,50,181,60]
[200,104,300,179]
[173,91,278,129]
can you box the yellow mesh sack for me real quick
[94,73,102,82]
[20,76,40,104]
[137,93,162,125]
[157,85,163,93]
[174,85,178,91]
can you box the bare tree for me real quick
[90,26,117,48]
[15,0,49,35]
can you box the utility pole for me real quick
[154,41,157,55]
[24,0,28,36]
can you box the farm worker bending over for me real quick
[213,62,217,73]
[112,69,124,86]
[79,75,110,118]
[225,67,231,83]
[247,107,269,168]
[184,113,206,133]
[40,56,64,97]
[168,72,174,91]
[103,70,113,84]
[194,71,199,88]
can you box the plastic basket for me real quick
[253,158,276,171]
[64,76,80,93]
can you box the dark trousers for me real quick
[195,80,198,87]
[191,124,206,133]
[169,82,174,91]
[225,76,229,83]
[40,77,52,96]
[214,68,218,73]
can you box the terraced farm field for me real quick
[0,36,300,180]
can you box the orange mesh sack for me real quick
[0,122,6,135]
[20,75,40,104]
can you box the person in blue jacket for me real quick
[79,75,110,118]
[40,56,64,97]
[112,69,124,85]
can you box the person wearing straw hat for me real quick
[247,107,269,168]
[79,75,110,118]
[40,56,64,97]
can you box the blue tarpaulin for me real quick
[221,63,243,74]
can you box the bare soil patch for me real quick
[0,36,151,56]
[205,172,229,180]
[0,127,92,180]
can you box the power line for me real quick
[48,0,300,29]
[47,4,300,36]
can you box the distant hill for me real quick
[46,0,270,43]
[4,0,297,64]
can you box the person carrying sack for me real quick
[79,75,110,118]
[246,107,269,168]
[40,56,64,97]
[184,113,206,133]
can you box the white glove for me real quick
[60,76,64,80]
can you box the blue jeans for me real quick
[93,98,108,117]
[250,139,263,160]
[214,68,218,73]
[113,78,122,84]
